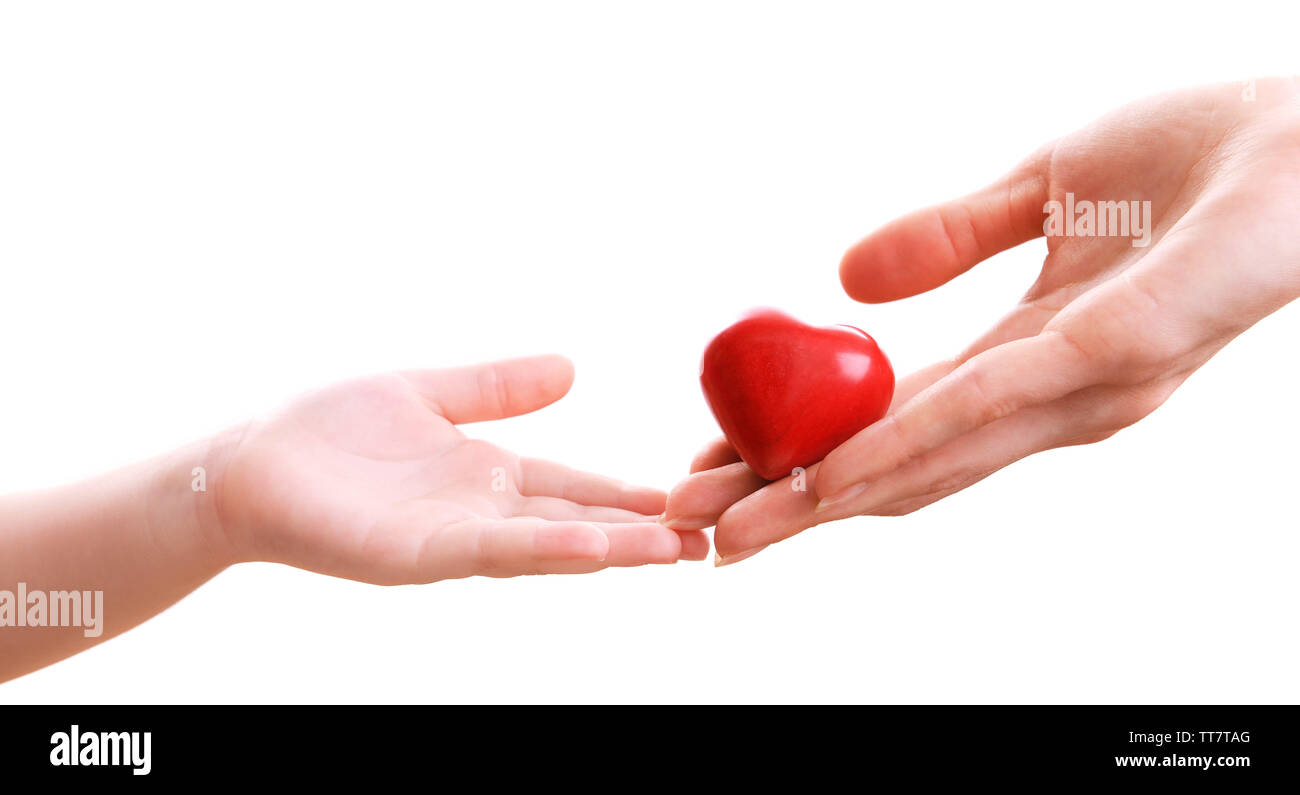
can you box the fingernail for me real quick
[714,546,766,567]
[815,482,868,513]
[658,514,714,532]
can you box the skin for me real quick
[663,78,1300,564]
[0,355,706,682]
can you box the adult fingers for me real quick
[711,465,821,558]
[839,146,1052,303]
[661,462,767,532]
[813,384,1132,523]
[711,383,1122,559]
[662,359,963,533]
[815,330,1097,508]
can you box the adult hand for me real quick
[664,78,1300,565]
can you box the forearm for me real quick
[0,433,238,683]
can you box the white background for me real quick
[1,1,1296,704]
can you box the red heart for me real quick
[700,308,895,481]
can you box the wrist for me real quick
[146,425,251,570]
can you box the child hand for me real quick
[214,355,707,582]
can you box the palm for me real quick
[217,357,705,583]
[981,86,1297,361]
[1000,89,1295,425]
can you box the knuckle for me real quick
[1099,380,1175,428]
[937,202,981,266]
[815,450,847,487]
[1070,381,1180,445]
[1049,308,1135,381]
[1045,327,1093,368]
[472,527,517,575]
[1106,278,1197,378]
[953,363,1017,425]
[476,364,513,417]
[864,416,917,475]
[924,464,989,498]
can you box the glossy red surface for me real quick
[700,308,895,481]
